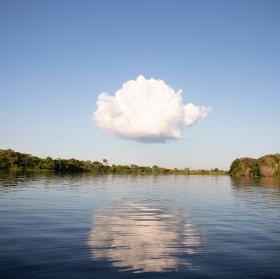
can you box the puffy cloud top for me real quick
[94,75,210,142]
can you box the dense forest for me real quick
[0,149,227,175]
[229,154,280,177]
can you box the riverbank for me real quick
[0,149,227,175]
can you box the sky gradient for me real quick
[0,0,279,169]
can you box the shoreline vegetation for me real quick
[0,149,227,175]
[229,154,280,177]
[1,149,279,177]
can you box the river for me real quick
[0,173,279,278]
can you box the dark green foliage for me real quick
[229,154,280,177]
[0,148,228,175]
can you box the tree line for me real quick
[0,149,227,175]
[229,154,280,177]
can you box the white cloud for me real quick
[94,75,211,143]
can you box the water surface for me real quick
[0,173,279,278]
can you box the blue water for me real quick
[0,173,279,278]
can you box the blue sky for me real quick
[0,0,279,169]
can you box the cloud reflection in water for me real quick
[88,203,204,273]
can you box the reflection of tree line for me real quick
[88,203,204,273]
[230,177,280,207]
[0,149,227,175]
[0,170,53,187]
[231,176,280,188]
[231,176,280,206]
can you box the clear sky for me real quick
[0,0,279,170]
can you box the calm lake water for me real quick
[0,173,279,279]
